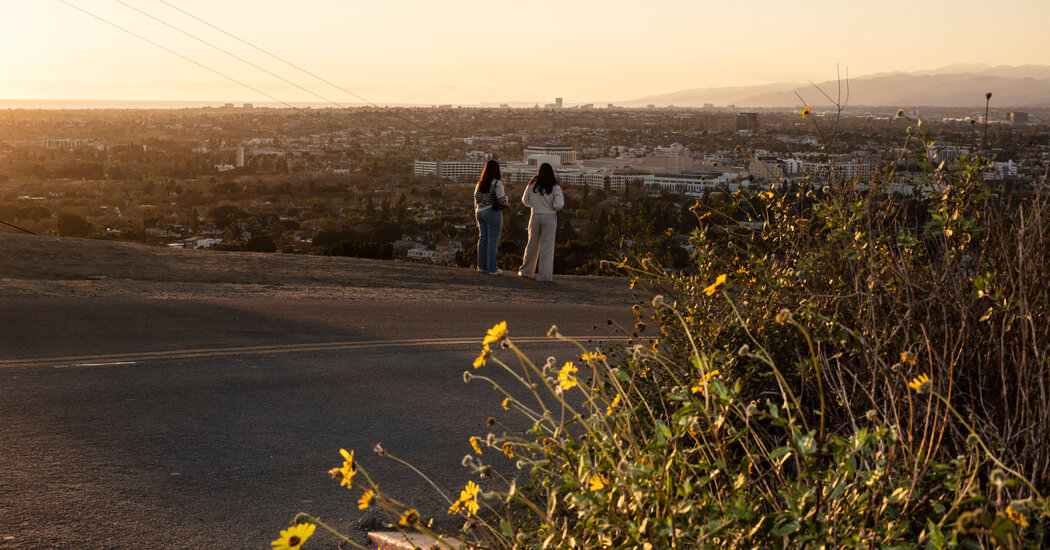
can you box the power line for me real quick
[113,0,413,132]
[59,0,352,133]
[155,0,430,132]
[114,0,345,111]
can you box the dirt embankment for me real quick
[0,233,634,306]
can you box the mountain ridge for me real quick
[622,65,1050,109]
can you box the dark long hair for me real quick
[529,162,557,195]
[476,160,502,193]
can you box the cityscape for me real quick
[3,102,1046,273]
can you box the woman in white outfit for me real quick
[518,163,564,282]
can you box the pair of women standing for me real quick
[473,161,565,281]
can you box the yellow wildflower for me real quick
[703,273,727,296]
[900,351,917,365]
[470,436,483,455]
[589,473,608,491]
[501,442,515,459]
[799,105,811,117]
[448,480,481,516]
[907,373,931,394]
[483,321,507,346]
[558,362,578,390]
[606,393,622,417]
[1006,506,1029,528]
[581,352,607,363]
[691,370,721,394]
[665,227,674,236]
[501,397,511,410]
[358,490,374,510]
[398,508,420,527]
[336,449,357,489]
[271,522,315,550]
[473,344,490,368]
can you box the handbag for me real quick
[491,181,507,211]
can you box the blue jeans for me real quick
[476,207,503,273]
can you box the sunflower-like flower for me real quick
[588,473,608,491]
[900,351,917,365]
[501,397,511,410]
[483,321,507,347]
[398,508,420,527]
[448,480,481,516]
[473,344,490,369]
[271,522,315,550]
[501,442,515,459]
[691,370,721,394]
[907,373,931,394]
[470,436,483,455]
[703,274,727,296]
[799,105,811,117]
[358,490,374,510]
[606,393,622,417]
[335,449,357,489]
[557,362,578,390]
[1006,505,1029,528]
[581,352,607,363]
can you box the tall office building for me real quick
[736,112,760,132]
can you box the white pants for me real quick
[519,212,557,281]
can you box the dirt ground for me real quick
[0,232,636,306]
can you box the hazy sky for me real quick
[2,0,1048,105]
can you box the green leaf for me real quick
[771,520,800,537]
[654,420,671,443]
[989,515,1018,547]
[926,518,945,549]
[796,431,817,456]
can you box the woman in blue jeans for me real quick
[474,160,509,274]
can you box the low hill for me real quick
[0,233,632,306]
[623,64,1050,108]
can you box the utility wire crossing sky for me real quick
[2,0,1048,105]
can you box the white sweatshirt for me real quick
[521,183,564,214]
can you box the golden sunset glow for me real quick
[2,1,1048,105]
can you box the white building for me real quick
[406,248,437,261]
[523,144,576,166]
[413,160,486,180]
[643,172,747,197]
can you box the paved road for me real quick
[0,297,635,549]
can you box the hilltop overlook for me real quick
[0,232,633,306]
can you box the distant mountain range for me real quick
[622,64,1050,109]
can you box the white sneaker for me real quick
[489,269,503,275]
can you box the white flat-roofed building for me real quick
[414,160,438,176]
[413,160,486,180]
[644,172,747,197]
[523,144,576,166]
[406,248,437,261]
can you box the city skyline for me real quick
[3,0,1049,106]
